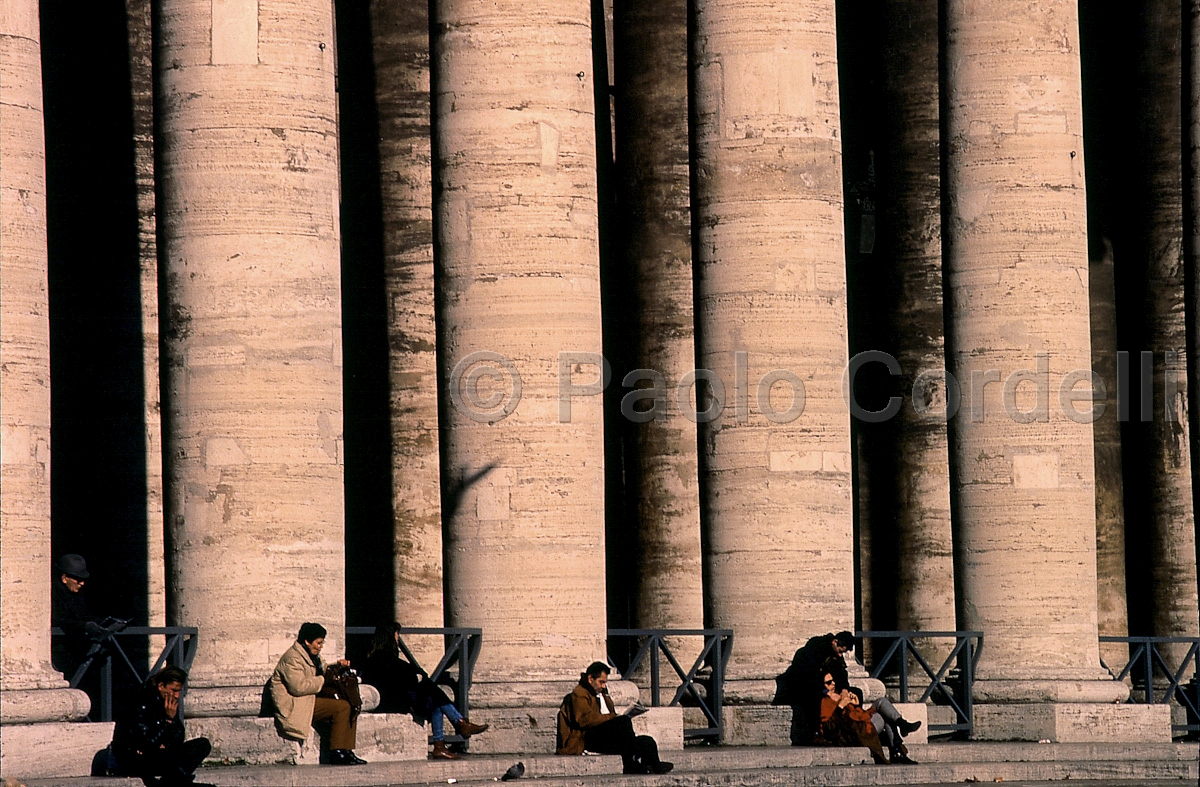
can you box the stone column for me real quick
[371,0,445,651]
[692,0,854,699]
[126,0,168,644]
[0,0,90,724]
[878,0,955,647]
[941,0,1153,740]
[1089,239,1130,673]
[157,0,345,715]
[612,0,704,634]
[1128,0,1199,669]
[433,0,608,702]
[1188,0,1200,627]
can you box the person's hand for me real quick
[847,692,861,707]
[163,692,179,718]
[336,658,351,667]
[836,692,852,709]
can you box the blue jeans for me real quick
[430,702,463,741]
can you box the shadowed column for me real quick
[371,0,445,650]
[433,0,608,702]
[157,0,345,715]
[941,0,1139,737]
[613,0,704,636]
[692,0,854,699]
[0,0,90,724]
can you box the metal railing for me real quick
[51,626,199,722]
[345,626,483,744]
[608,628,734,741]
[855,630,983,738]
[1100,635,1200,735]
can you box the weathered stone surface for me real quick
[941,0,1127,704]
[720,705,793,747]
[188,713,426,766]
[972,703,1172,743]
[371,0,444,655]
[156,0,346,707]
[454,707,559,755]
[691,0,855,699]
[432,0,608,686]
[0,0,88,724]
[631,706,684,751]
[0,722,113,779]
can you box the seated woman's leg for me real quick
[313,697,357,751]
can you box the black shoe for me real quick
[890,752,918,765]
[654,762,674,774]
[327,749,367,766]
[897,718,922,737]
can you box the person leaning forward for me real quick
[264,622,366,766]
[556,661,672,775]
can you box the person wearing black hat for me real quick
[52,554,100,679]
[773,630,859,745]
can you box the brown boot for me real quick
[429,741,461,760]
[454,719,489,738]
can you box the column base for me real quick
[973,677,1130,704]
[184,685,268,717]
[972,703,1172,742]
[0,686,91,724]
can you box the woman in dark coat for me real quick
[360,623,488,759]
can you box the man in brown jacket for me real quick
[265,622,365,766]
[555,662,672,775]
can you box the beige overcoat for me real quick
[267,640,326,740]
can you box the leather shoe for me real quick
[897,718,922,737]
[328,749,366,766]
[454,719,489,738]
[890,752,918,765]
[430,741,461,760]
[654,762,674,774]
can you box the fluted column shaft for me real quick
[0,0,89,723]
[692,0,854,696]
[613,0,703,633]
[942,0,1124,703]
[372,0,444,641]
[157,0,345,714]
[433,0,608,697]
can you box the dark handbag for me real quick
[321,664,363,721]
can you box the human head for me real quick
[298,622,327,646]
[833,630,857,656]
[58,554,89,592]
[369,622,402,657]
[822,672,836,694]
[152,665,188,689]
[583,661,609,693]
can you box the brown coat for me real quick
[556,681,617,754]
[266,641,326,741]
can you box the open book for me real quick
[622,702,648,718]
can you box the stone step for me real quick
[19,743,1198,787]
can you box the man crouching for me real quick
[555,661,672,775]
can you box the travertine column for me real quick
[433,0,608,701]
[0,0,90,723]
[1188,0,1200,620]
[1089,240,1130,673]
[692,0,854,698]
[157,0,345,714]
[879,0,955,646]
[126,0,167,643]
[942,0,1127,710]
[612,0,704,634]
[1129,0,1199,667]
[372,0,444,647]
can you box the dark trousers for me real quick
[123,737,211,786]
[583,716,661,774]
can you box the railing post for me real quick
[899,635,909,701]
[100,654,113,722]
[650,636,661,707]
[963,635,975,737]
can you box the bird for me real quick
[500,761,525,781]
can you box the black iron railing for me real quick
[51,626,199,722]
[1100,635,1200,735]
[345,626,483,745]
[855,630,983,738]
[608,628,734,741]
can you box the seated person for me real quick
[264,622,366,765]
[857,690,920,764]
[360,622,488,760]
[111,666,211,786]
[816,673,888,764]
[555,661,672,775]
[774,630,855,745]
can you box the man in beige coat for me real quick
[265,622,365,765]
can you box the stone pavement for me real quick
[15,742,1198,787]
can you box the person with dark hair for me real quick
[110,666,212,785]
[773,630,858,745]
[815,673,889,763]
[360,622,488,760]
[264,622,365,765]
[555,662,672,775]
